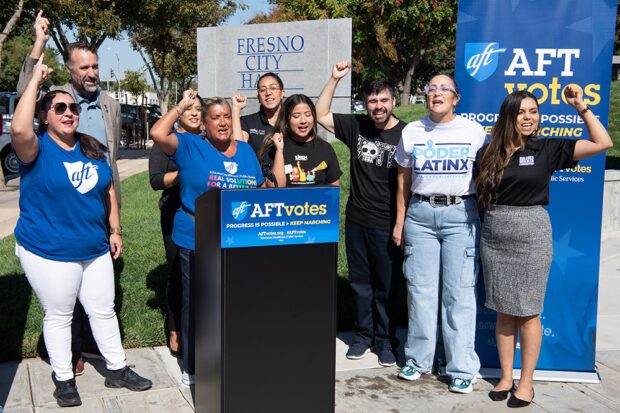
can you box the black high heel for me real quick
[488,381,516,401]
[507,387,534,408]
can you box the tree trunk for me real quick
[0,0,24,68]
[399,48,425,106]
[400,65,416,106]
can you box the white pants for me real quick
[16,243,126,381]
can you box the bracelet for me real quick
[110,227,123,236]
[175,106,184,117]
[580,105,591,115]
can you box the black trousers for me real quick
[345,220,403,349]
[161,208,182,333]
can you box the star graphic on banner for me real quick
[457,11,477,24]
[565,0,617,62]
[224,237,235,246]
[552,229,585,274]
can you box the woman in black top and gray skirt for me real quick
[474,87,612,407]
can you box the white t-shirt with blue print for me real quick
[395,115,486,197]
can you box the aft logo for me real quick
[224,161,238,174]
[63,161,99,194]
[231,201,251,221]
[464,42,506,82]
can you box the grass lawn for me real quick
[0,86,617,361]
[606,81,620,168]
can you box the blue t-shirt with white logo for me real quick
[15,132,112,261]
[171,131,264,251]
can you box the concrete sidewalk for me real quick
[1,151,619,412]
[0,149,149,240]
[1,237,619,412]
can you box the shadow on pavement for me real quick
[0,272,32,407]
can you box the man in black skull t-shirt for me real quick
[317,62,405,367]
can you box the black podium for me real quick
[194,187,339,413]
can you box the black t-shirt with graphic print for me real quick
[474,137,577,206]
[268,136,342,187]
[333,113,407,229]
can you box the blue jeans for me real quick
[178,248,195,375]
[403,196,480,379]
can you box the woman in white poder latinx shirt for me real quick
[392,74,485,394]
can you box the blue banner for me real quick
[455,0,617,373]
[220,187,340,248]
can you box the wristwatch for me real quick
[580,105,591,115]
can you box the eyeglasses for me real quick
[258,85,281,95]
[51,102,80,116]
[424,84,457,95]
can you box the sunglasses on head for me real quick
[50,102,80,116]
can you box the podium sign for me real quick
[195,187,339,413]
[221,187,340,248]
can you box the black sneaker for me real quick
[52,375,82,407]
[378,346,396,367]
[104,366,152,391]
[346,343,371,360]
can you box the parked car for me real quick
[0,92,20,176]
[351,99,365,113]
[120,103,162,148]
[411,94,425,104]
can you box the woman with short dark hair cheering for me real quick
[150,90,264,387]
[475,87,612,407]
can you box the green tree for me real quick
[252,0,458,105]
[34,0,126,57]
[0,33,69,90]
[127,0,239,112]
[120,69,147,105]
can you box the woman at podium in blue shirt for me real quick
[258,94,342,187]
[150,89,265,386]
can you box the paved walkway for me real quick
[1,152,619,412]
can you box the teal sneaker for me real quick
[397,360,422,381]
[449,377,476,394]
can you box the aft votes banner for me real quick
[220,187,340,248]
[455,0,617,380]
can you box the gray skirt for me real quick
[481,205,552,317]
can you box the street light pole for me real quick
[115,52,121,102]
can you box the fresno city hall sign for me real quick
[197,19,352,133]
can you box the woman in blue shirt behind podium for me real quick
[150,89,264,386]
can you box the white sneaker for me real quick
[181,372,195,386]
[449,377,477,394]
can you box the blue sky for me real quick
[98,0,272,83]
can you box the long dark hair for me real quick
[38,91,108,160]
[476,90,539,208]
[258,94,318,162]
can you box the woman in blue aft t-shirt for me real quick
[150,89,265,386]
[11,56,152,407]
